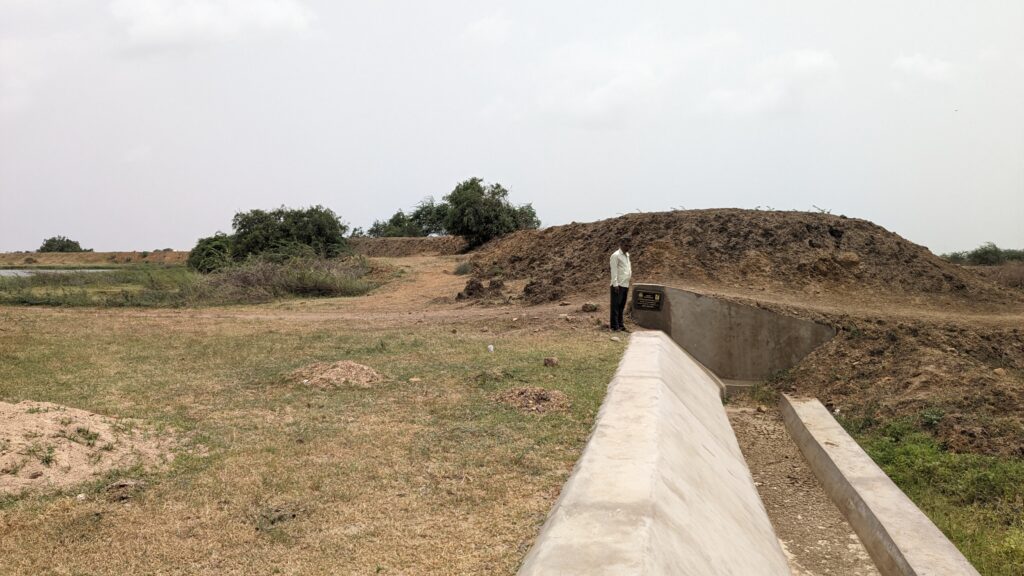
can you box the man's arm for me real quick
[610,252,620,287]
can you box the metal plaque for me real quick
[633,289,664,311]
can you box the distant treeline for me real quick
[941,242,1024,266]
[363,177,539,248]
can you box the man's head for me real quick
[620,235,632,253]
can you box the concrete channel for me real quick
[518,285,980,575]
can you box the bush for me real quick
[188,206,350,273]
[368,197,450,238]
[941,243,1024,266]
[232,205,348,260]
[443,178,539,248]
[38,236,88,252]
[187,234,233,273]
[193,257,374,304]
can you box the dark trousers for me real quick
[610,286,629,330]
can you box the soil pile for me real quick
[496,387,570,414]
[291,361,384,389]
[784,318,1024,456]
[0,401,175,495]
[349,236,466,257]
[471,209,1010,302]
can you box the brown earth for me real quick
[0,401,176,495]
[471,209,1016,305]
[728,401,879,576]
[0,250,189,266]
[290,361,385,389]
[495,387,570,414]
[349,236,467,257]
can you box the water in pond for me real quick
[0,269,110,277]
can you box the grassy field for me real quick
[0,306,622,575]
[0,258,376,307]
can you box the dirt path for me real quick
[728,400,879,576]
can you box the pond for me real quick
[0,269,111,277]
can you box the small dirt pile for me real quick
[496,387,570,414]
[471,209,1010,302]
[456,278,506,301]
[291,361,384,389]
[349,236,466,257]
[0,401,175,495]
[785,319,1024,456]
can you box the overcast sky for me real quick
[1,1,1022,254]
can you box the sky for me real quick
[1,0,1022,254]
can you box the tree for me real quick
[39,236,87,252]
[187,233,233,273]
[443,178,540,248]
[410,197,449,235]
[368,210,425,237]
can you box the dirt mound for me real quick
[784,318,1024,456]
[456,278,506,301]
[349,236,467,257]
[291,361,384,389]
[0,401,175,495]
[471,209,1012,302]
[496,387,570,414]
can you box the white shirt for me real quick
[610,248,632,287]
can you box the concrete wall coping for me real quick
[517,331,791,575]
[781,394,979,576]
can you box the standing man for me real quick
[609,235,632,332]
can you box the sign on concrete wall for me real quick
[633,288,664,311]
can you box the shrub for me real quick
[38,236,87,252]
[193,257,374,304]
[941,243,1024,266]
[187,234,233,273]
[231,205,348,260]
[368,197,450,238]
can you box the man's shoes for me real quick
[616,327,631,333]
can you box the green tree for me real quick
[187,233,233,273]
[39,236,87,252]
[368,210,425,237]
[443,178,539,248]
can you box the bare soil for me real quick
[0,401,175,495]
[496,387,570,414]
[728,400,879,576]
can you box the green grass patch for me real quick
[0,258,377,308]
[854,420,1024,574]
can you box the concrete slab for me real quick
[781,395,980,576]
[517,332,791,576]
[630,284,836,380]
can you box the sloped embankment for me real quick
[471,209,1012,304]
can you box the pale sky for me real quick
[1,0,1022,254]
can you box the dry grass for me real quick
[0,305,621,575]
[0,251,188,267]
